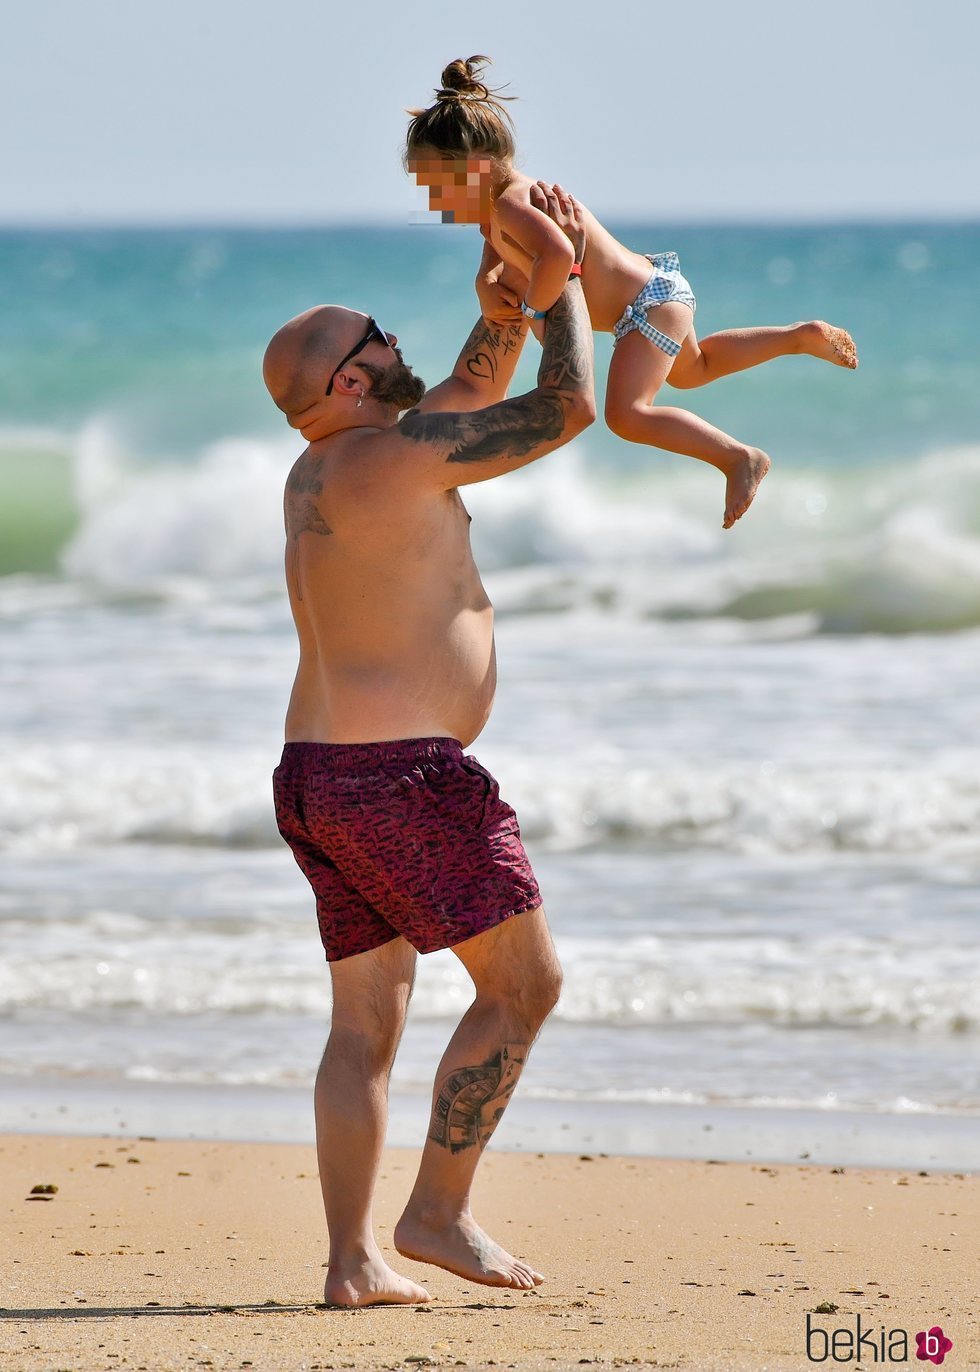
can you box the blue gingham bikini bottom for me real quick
[612,251,697,359]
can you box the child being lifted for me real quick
[406,56,857,529]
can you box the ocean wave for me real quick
[1,927,977,1034]
[2,743,980,857]
[4,422,980,632]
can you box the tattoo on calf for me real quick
[428,1044,526,1153]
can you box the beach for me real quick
[2,1133,976,1371]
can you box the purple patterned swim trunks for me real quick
[272,737,542,962]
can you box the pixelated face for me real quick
[409,154,493,224]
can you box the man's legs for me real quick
[316,934,431,1306]
[394,906,562,1288]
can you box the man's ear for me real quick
[332,369,363,401]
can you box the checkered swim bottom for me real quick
[612,251,697,359]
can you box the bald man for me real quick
[266,255,594,1308]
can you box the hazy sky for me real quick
[3,0,978,224]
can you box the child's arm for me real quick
[496,196,576,315]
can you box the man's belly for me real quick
[284,622,498,749]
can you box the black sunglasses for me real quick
[325,318,389,396]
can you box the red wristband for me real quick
[568,262,582,278]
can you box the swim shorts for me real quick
[612,250,697,359]
[272,737,542,961]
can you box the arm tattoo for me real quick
[401,394,564,465]
[463,319,498,384]
[461,318,525,384]
[537,284,593,394]
[400,285,591,468]
[428,1044,526,1153]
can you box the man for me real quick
[264,241,594,1308]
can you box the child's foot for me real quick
[797,320,858,369]
[723,447,771,529]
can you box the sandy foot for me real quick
[723,447,772,528]
[323,1256,431,1308]
[394,1210,544,1289]
[799,320,858,369]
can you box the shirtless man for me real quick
[264,261,594,1307]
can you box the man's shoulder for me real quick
[301,423,447,510]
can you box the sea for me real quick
[2,221,979,1170]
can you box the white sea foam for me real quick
[5,421,973,633]
[1,923,977,1034]
[2,741,980,857]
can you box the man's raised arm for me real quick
[412,242,529,415]
[390,278,595,490]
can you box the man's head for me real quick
[262,305,426,439]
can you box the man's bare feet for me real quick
[322,1254,431,1308]
[394,1209,543,1289]
[723,447,771,529]
[797,320,858,369]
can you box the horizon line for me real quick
[1,211,979,233]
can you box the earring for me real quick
[356,390,364,409]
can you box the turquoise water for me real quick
[2,223,979,1154]
[2,221,977,461]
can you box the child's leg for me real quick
[604,304,770,529]
[668,320,857,390]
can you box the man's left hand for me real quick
[529,182,586,266]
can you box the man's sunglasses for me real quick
[325,318,390,396]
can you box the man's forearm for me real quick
[450,315,528,404]
[537,279,594,403]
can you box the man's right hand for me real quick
[529,182,587,265]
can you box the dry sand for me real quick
[1,1133,976,1370]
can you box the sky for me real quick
[2,0,978,225]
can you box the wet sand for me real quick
[1,1133,976,1370]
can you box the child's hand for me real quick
[529,182,586,265]
[475,259,526,326]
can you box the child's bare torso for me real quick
[484,171,655,332]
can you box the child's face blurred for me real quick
[409,154,493,224]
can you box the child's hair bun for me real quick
[436,56,493,103]
[404,55,516,166]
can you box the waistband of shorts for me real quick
[278,736,464,772]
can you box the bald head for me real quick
[262,305,365,422]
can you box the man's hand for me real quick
[529,182,586,265]
[475,253,525,327]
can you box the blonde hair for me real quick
[405,56,516,167]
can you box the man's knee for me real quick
[479,957,563,1031]
[327,1003,408,1071]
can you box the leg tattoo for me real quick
[428,1045,525,1154]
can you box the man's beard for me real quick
[360,351,427,411]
